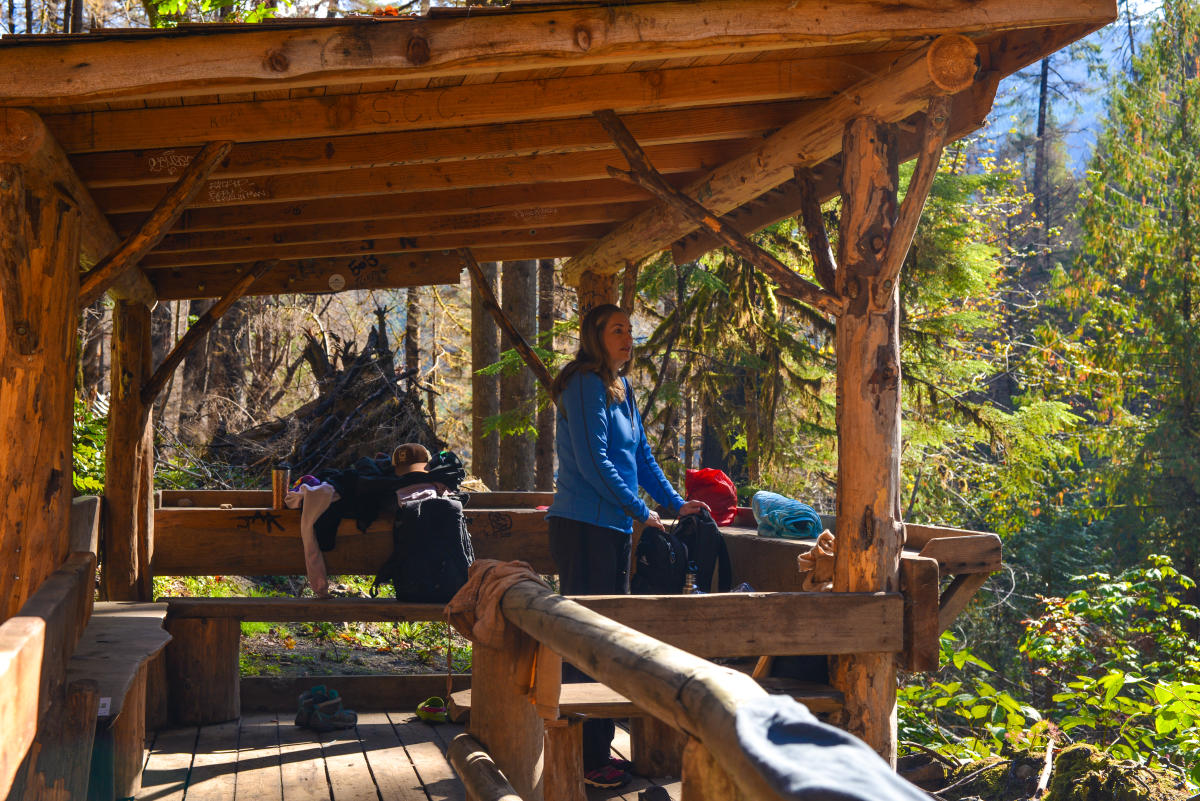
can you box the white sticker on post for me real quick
[98,697,111,716]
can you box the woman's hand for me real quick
[678,500,711,517]
[644,510,666,530]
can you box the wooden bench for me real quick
[3,498,171,801]
[69,602,171,801]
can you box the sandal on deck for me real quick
[308,698,358,732]
[416,696,448,724]
[296,685,336,727]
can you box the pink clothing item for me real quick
[284,482,338,598]
[395,482,447,504]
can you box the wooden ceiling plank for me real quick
[148,245,585,301]
[73,101,807,189]
[139,222,611,268]
[562,35,981,283]
[93,139,755,214]
[79,140,231,308]
[0,108,154,305]
[45,53,899,154]
[111,173,704,236]
[155,200,651,254]
[1,0,1116,106]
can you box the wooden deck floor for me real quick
[138,712,681,801]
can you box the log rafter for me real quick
[796,168,839,294]
[140,259,276,405]
[459,248,554,395]
[561,35,979,286]
[595,108,843,318]
[79,140,231,308]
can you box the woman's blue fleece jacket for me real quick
[547,372,685,534]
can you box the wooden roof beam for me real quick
[92,139,755,215]
[110,175,703,237]
[0,0,1116,106]
[154,201,649,255]
[146,250,508,301]
[0,109,154,306]
[44,55,867,155]
[79,141,230,308]
[139,222,609,269]
[596,109,842,316]
[669,74,1000,265]
[74,101,805,190]
[561,35,980,285]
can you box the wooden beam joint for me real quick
[594,108,843,317]
[80,140,232,308]
[140,259,274,405]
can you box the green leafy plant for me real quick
[72,396,106,493]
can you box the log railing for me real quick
[470,579,925,801]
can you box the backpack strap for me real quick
[715,533,733,593]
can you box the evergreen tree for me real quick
[1070,0,1200,582]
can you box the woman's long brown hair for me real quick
[550,303,627,405]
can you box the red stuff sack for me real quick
[684,468,738,526]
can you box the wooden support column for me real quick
[103,301,154,601]
[0,151,82,621]
[0,108,153,307]
[576,269,617,315]
[680,738,747,801]
[830,116,903,762]
[467,642,544,801]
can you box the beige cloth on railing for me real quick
[797,530,836,591]
[445,559,551,696]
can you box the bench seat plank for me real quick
[162,597,446,622]
[67,602,171,722]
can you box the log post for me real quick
[103,300,154,601]
[830,116,903,762]
[0,154,82,621]
[576,269,617,314]
[467,642,544,801]
[680,738,747,801]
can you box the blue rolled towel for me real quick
[751,491,822,540]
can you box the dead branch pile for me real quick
[206,311,439,482]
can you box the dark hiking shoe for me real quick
[584,764,631,789]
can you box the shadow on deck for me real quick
[138,712,680,801]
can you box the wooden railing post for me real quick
[467,642,545,801]
[103,300,154,601]
[830,115,904,763]
[0,139,82,621]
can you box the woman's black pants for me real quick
[547,516,631,773]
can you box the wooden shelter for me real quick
[0,1,1115,799]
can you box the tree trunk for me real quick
[499,260,537,490]
[830,116,902,763]
[405,285,421,387]
[79,298,108,399]
[103,300,155,601]
[150,300,174,423]
[0,161,81,620]
[535,258,556,491]
[659,358,680,485]
[471,261,501,489]
[178,298,212,444]
[1033,56,1051,278]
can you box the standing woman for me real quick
[546,303,708,789]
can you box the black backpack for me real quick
[673,509,732,593]
[630,524,689,595]
[371,496,474,603]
